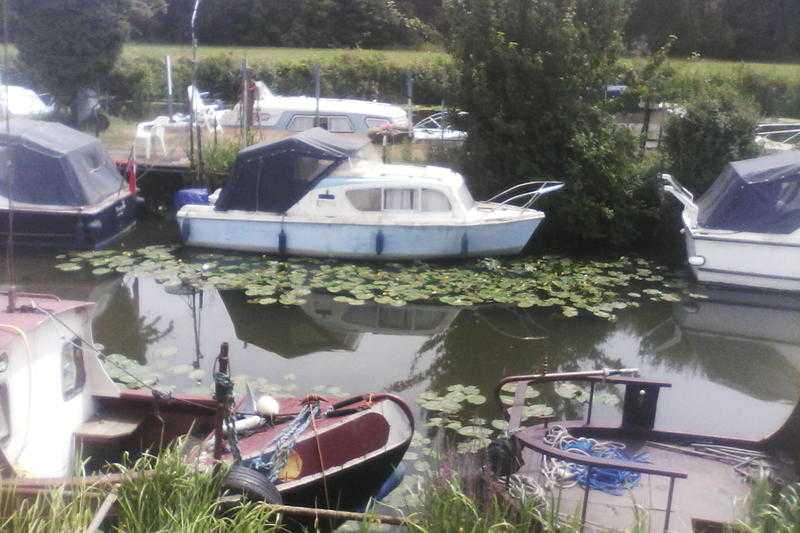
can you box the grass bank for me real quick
[123,43,449,67]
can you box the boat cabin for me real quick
[221,82,410,134]
[0,119,137,249]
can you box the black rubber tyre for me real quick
[487,437,522,478]
[222,464,283,504]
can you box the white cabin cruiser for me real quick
[662,151,800,292]
[176,128,562,260]
[220,82,410,134]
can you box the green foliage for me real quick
[99,51,457,115]
[449,0,645,250]
[10,0,131,115]
[662,84,760,194]
[135,0,436,49]
[737,474,800,533]
[627,0,800,61]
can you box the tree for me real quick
[449,0,645,249]
[662,84,760,193]
[11,0,131,123]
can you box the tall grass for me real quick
[0,444,284,533]
[737,473,800,533]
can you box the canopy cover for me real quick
[0,118,125,208]
[697,150,800,234]
[215,128,370,213]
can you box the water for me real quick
[6,219,800,445]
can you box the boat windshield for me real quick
[457,182,475,209]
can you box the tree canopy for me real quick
[449,0,645,249]
[11,0,131,116]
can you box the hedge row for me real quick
[104,52,457,117]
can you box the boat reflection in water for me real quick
[644,287,800,403]
[220,290,461,358]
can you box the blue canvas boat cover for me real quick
[697,150,800,234]
[215,128,370,213]
[0,118,126,208]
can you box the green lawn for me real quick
[625,57,800,82]
[123,43,449,66]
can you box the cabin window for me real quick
[0,383,9,444]
[62,338,86,400]
[346,188,382,211]
[327,116,354,133]
[288,115,315,132]
[366,118,390,130]
[421,189,451,212]
[384,189,416,211]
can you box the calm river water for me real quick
[6,218,800,447]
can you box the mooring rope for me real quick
[541,425,650,495]
[244,402,320,482]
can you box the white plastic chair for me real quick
[187,85,224,134]
[135,116,169,159]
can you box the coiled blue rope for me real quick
[561,439,650,495]
[543,425,650,496]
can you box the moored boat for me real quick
[662,151,800,292]
[176,128,562,259]
[489,369,799,531]
[0,119,136,249]
[0,291,413,519]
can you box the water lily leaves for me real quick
[446,421,463,430]
[465,394,487,405]
[688,292,709,300]
[555,382,590,403]
[457,426,493,438]
[521,404,554,420]
[55,262,83,272]
[54,246,680,323]
[595,391,620,406]
[491,419,510,431]
[659,293,681,302]
[561,306,579,318]
[500,395,515,406]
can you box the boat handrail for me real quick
[660,173,700,223]
[487,180,565,209]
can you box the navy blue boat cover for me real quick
[215,128,370,213]
[0,118,125,207]
[697,150,800,234]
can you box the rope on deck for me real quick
[541,425,650,495]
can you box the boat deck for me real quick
[517,441,779,532]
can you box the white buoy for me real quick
[256,394,280,417]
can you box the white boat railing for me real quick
[660,173,699,222]
[487,180,564,209]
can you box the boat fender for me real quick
[356,463,406,512]
[331,394,368,410]
[225,415,264,434]
[487,437,521,478]
[256,394,280,417]
[376,230,385,255]
[460,233,469,256]
[278,229,287,255]
[179,219,190,243]
[221,464,283,505]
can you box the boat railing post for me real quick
[580,465,592,532]
[586,381,596,425]
[213,342,230,460]
[663,477,676,532]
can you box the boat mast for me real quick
[190,0,204,185]
[3,0,15,312]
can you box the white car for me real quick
[0,85,54,118]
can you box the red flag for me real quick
[125,146,137,196]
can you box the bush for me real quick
[661,84,760,194]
